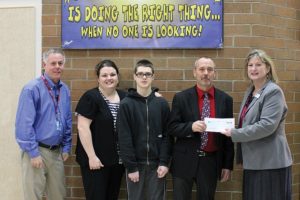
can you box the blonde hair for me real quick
[244,49,278,83]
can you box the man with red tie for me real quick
[168,57,234,200]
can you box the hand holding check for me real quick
[204,118,234,136]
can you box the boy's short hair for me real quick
[134,59,154,74]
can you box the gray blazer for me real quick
[232,80,292,170]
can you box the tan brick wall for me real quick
[42,0,300,199]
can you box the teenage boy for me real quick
[117,59,171,200]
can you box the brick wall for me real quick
[42,0,300,199]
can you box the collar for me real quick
[43,73,62,89]
[196,85,215,99]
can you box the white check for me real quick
[204,118,235,132]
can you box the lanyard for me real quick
[41,75,60,114]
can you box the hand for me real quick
[192,120,207,133]
[220,169,231,182]
[128,171,139,183]
[157,166,169,178]
[154,91,162,97]
[31,156,44,169]
[62,152,69,161]
[88,155,104,170]
[220,128,232,137]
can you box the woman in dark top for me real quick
[75,60,126,200]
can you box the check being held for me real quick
[204,118,235,132]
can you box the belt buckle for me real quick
[49,145,58,150]
[197,150,206,157]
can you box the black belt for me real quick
[38,142,60,150]
[197,150,216,157]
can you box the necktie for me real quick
[53,86,59,101]
[200,93,210,149]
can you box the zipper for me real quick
[146,99,150,165]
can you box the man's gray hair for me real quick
[42,48,65,63]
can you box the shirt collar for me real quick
[43,73,62,89]
[196,85,215,99]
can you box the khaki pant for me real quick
[21,147,66,200]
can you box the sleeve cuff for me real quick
[127,166,139,173]
[28,148,40,158]
[62,145,71,154]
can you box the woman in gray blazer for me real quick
[221,49,292,200]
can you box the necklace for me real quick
[98,87,119,103]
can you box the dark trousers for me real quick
[126,165,166,200]
[173,155,218,200]
[80,164,124,200]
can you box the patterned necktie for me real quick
[200,93,210,149]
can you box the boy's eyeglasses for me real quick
[135,72,153,78]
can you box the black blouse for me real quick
[75,87,127,167]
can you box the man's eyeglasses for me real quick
[135,72,153,78]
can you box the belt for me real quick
[38,142,60,150]
[197,150,216,157]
